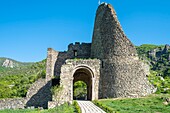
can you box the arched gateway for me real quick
[73,66,94,100]
[53,59,101,104]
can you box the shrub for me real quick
[73,101,81,113]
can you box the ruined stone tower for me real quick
[91,3,154,98]
[46,3,155,108]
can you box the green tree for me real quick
[73,81,87,100]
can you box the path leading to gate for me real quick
[77,100,106,113]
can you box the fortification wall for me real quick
[46,48,59,82]
[91,3,137,59]
[51,42,91,78]
[54,52,68,76]
[0,98,25,110]
[25,78,52,109]
[0,78,52,110]
[91,3,155,98]
[67,42,91,59]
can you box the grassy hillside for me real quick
[94,94,170,113]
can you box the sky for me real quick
[0,0,170,62]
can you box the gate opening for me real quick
[73,67,93,100]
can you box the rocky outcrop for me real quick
[2,59,14,68]
[148,49,157,59]
[162,44,170,54]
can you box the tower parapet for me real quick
[67,42,91,59]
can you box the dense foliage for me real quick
[73,101,81,113]
[136,44,170,94]
[0,59,46,99]
[73,81,87,100]
[148,71,170,94]
[136,44,170,76]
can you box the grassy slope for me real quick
[94,94,170,113]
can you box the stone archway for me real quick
[73,66,94,100]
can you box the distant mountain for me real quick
[0,57,33,68]
[0,57,45,78]
[2,59,14,68]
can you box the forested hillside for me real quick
[136,44,170,94]
[0,58,46,99]
[136,44,170,77]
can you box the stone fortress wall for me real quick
[91,3,155,98]
[46,3,155,108]
[0,78,51,110]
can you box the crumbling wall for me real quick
[0,98,25,110]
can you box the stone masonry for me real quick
[0,78,51,109]
[90,3,155,98]
[46,3,155,108]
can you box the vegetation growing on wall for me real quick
[51,85,63,104]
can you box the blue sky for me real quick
[0,0,170,62]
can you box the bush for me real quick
[51,85,63,104]
[73,101,81,113]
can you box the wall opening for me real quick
[73,81,87,100]
[73,67,93,100]
[74,50,78,57]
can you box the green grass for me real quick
[0,103,75,113]
[94,94,170,113]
